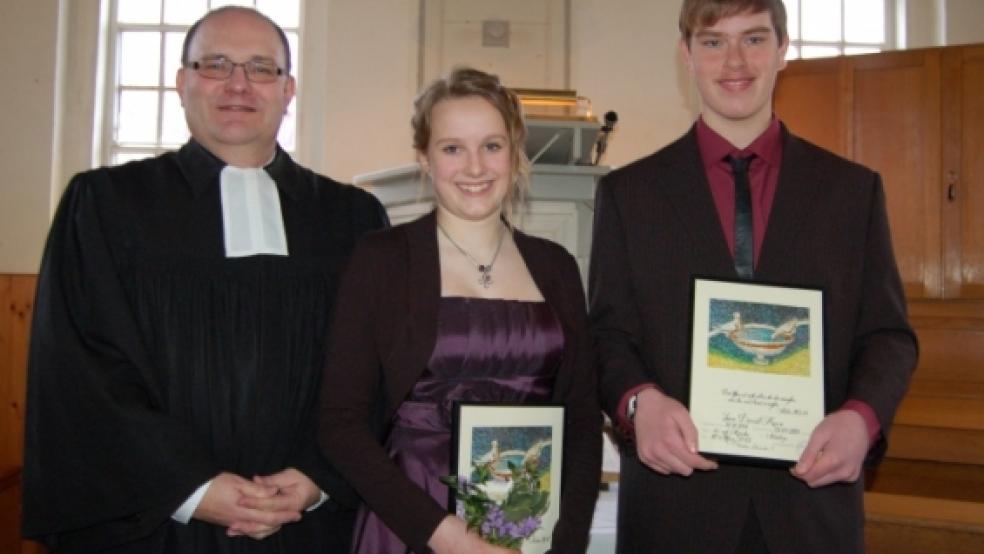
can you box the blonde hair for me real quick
[412,67,530,226]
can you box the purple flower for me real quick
[479,505,541,541]
[443,471,547,547]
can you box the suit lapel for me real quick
[661,130,736,276]
[757,128,825,278]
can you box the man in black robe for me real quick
[22,6,387,553]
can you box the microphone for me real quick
[602,111,619,131]
[594,111,619,165]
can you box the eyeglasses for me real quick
[188,56,285,83]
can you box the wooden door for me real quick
[850,49,943,299]
[774,56,850,157]
[947,45,984,298]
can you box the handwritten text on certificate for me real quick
[689,279,825,464]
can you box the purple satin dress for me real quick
[351,297,564,553]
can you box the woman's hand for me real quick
[428,515,521,554]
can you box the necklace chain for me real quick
[437,222,507,289]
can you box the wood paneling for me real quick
[1,469,45,554]
[0,275,37,553]
[0,469,22,554]
[773,56,849,157]
[0,275,34,474]
[955,45,984,298]
[851,50,943,300]
[777,45,984,300]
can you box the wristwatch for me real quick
[626,393,640,421]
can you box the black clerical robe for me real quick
[22,140,388,553]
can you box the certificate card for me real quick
[451,403,564,554]
[689,278,825,465]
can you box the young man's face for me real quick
[682,10,788,133]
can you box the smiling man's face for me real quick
[682,9,787,138]
[176,9,295,166]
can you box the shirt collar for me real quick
[176,139,301,201]
[696,115,783,169]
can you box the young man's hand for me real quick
[633,388,718,475]
[792,409,869,487]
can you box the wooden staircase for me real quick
[863,300,984,553]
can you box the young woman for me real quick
[318,67,601,553]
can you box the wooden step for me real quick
[888,424,984,465]
[894,380,984,431]
[864,458,984,554]
[888,378,984,465]
[865,492,984,554]
[866,458,984,503]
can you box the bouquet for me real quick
[441,456,551,549]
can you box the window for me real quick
[106,0,300,165]
[783,0,896,60]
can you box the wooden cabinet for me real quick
[777,51,984,552]
[774,45,983,299]
[946,45,984,298]
[852,50,943,299]
[773,56,850,157]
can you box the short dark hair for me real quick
[181,6,292,73]
[679,0,788,46]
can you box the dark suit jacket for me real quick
[589,125,917,553]
[318,212,602,553]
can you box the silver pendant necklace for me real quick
[437,222,507,288]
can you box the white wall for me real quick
[570,0,695,169]
[905,0,945,48]
[297,0,421,180]
[0,0,60,273]
[305,0,698,180]
[945,0,984,46]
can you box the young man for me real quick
[22,7,387,553]
[589,1,917,552]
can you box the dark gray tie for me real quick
[728,155,755,279]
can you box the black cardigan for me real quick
[318,211,602,553]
